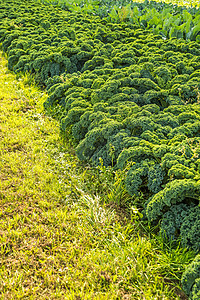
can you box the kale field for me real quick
[0,0,199,298]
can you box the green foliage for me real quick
[146,179,200,221]
[35,0,200,43]
[0,0,199,255]
[160,203,194,241]
[2,52,195,299]
[181,254,200,299]
[160,203,200,252]
[180,206,200,252]
[125,160,164,195]
[190,278,200,300]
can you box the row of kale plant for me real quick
[35,0,200,42]
[0,0,199,298]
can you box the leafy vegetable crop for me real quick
[0,0,199,259]
[35,0,200,42]
[181,254,200,299]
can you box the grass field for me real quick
[0,50,196,299]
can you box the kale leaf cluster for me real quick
[181,254,200,300]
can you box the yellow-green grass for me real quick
[0,52,195,299]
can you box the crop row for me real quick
[0,0,199,297]
[35,0,200,42]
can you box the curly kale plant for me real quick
[180,206,200,252]
[181,254,200,300]
[160,203,200,252]
[125,160,164,196]
[145,179,200,222]
[160,204,194,241]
